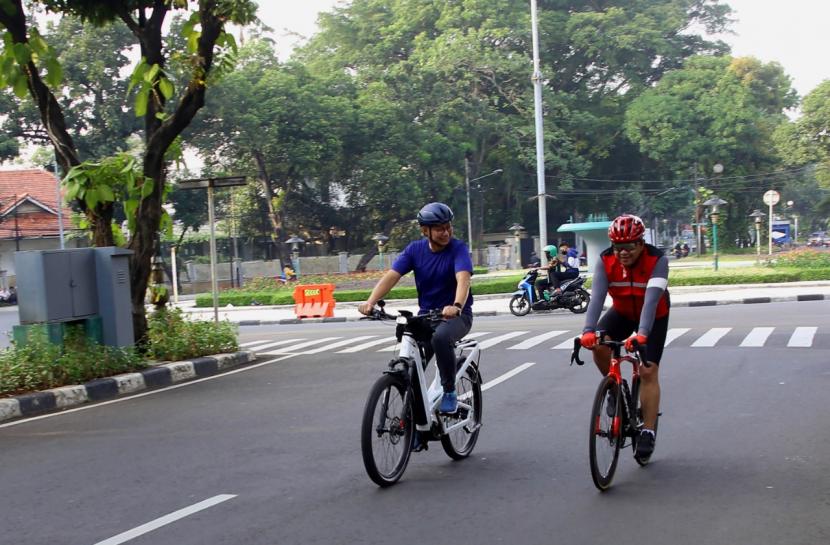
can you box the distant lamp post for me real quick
[786,200,798,244]
[508,223,525,269]
[703,195,728,271]
[464,162,503,257]
[749,209,766,263]
[372,233,390,270]
[285,236,305,276]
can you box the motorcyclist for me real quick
[535,242,580,301]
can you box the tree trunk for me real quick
[354,245,378,272]
[253,150,292,267]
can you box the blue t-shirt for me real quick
[392,238,474,314]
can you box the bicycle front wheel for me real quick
[361,374,413,487]
[441,365,483,460]
[589,376,622,491]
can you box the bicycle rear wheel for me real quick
[589,376,622,491]
[631,376,659,466]
[441,365,482,460]
[361,374,413,487]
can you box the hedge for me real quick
[194,267,830,307]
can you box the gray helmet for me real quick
[417,202,454,226]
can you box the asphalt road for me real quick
[1,301,828,545]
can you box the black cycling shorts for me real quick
[596,307,669,365]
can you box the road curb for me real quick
[0,351,256,425]
[225,293,827,324]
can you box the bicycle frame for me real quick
[391,317,481,436]
[604,344,641,440]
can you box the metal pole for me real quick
[465,155,473,255]
[53,156,65,249]
[768,202,773,255]
[530,0,548,263]
[712,218,719,271]
[207,183,219,323]
[171,245,179,303]
[794,216,798,245]
[755,223,761,263]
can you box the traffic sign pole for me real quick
[763,190,780,256]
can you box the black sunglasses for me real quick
[612,241,640,252]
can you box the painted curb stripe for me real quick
[191,357,219,377]
[140,366,173,388]
[17,391,57,416]
[85,378,119,401]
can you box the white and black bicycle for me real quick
[360,301,483,487]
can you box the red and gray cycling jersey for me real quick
[583,244,670,336]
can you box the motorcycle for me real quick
[508,269,591,316]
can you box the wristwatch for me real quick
[453,302,463,313]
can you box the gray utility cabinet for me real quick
[15,247,135,347]
[16,248,98,322]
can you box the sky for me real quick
[255,0,830,99]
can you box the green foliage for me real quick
[146,307,238,361]
[0,327,145,397]
[769,248,830,269]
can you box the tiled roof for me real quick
[0,169,76,239]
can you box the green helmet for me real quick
[543,245,557,257]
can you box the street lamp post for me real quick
[793,214,799,245]
[285,236,305,276]
[372,233,390,270]
[508,223,525,269]
[749,209,766,264]
[703,195,727,271]
[464,164,502,258]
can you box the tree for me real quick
[624,55,798,247]
[774,80,830,228]
[296,0,735,243]
[0,0,257,342]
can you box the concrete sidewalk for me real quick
[176,281,830,325]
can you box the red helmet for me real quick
[608,214,645,242]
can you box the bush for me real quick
[769,248,830,269]
[0,326,145,397]
[473,266,489,275]
[146,307,238,361]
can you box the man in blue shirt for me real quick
[358,202,473,414]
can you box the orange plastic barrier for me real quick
[293,284,336,318]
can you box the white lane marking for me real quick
[0,355,298,429]
[552,336,576,350]
[263,337,342,353]
[477,331,528,349]
[691,328,731,347]
[94,494,236,545]
[788,327,817,347]
[664,328,690,347]
[482,362,536,391]
[508,330,568,350]
[338,337,396,353]
[300,336,376,354]
[251,339,305,352]
[376,330,494,352]
[239,339,272,348]
[740,327,775,347]
[463,331,492,339]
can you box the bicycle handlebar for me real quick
[570,331,651,368]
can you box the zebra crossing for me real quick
[240,326,824,356]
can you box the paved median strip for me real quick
[0,351,256,424]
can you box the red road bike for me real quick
[571,333,659,491]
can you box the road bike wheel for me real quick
[589,376,622,491]
[361,374,413,487]
[441,365,483,460]
[509,294,531,316]
[631,377,659,466]
[568,288,590,314]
